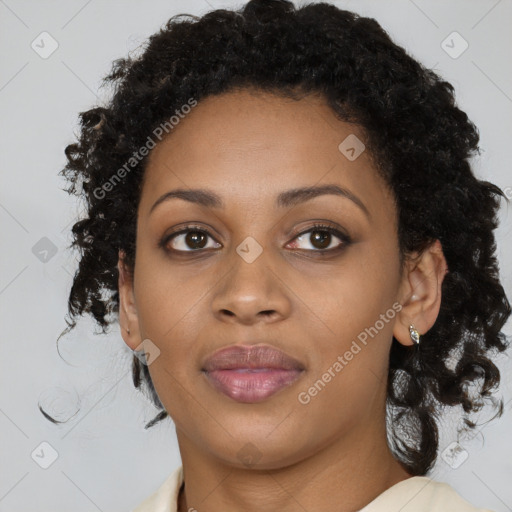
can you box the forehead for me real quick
[139,89,393,219]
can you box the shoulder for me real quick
[359,476,494,512]
[131,466,183,512]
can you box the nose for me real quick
[210,250,292,326]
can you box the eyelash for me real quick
[159,223,352,255]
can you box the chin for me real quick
[202,427,316,471]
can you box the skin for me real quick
[118,88,447,512]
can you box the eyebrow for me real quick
[149,184,370,218]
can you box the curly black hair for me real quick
[49,0,511,476]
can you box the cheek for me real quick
[319,241,400,341]
[133,238,214,341]
[132,247,213,408]
[133,263,207,426]
[301,241,401,397]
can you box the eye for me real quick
[160,225,221,253]
[159,222,351,255]
[287,223,351,252]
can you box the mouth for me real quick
[201,344,305,403]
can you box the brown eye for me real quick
[309,230,331,249]
[162,227,221,252]
[184,231,208,249]
[287,224,351,252]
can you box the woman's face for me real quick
[125,89,409,469]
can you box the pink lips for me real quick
[202,344,305,403]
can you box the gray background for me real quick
[1,0,511,511]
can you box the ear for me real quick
[118,250,142,351]
[393,239,448,347]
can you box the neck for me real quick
[176,424,412,512]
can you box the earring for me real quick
[409,324,421,345]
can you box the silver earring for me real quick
[409,324,421,345]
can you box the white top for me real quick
[132,465,493,512]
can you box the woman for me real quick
[54,1,510,510]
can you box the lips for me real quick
[202,344,305,403]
